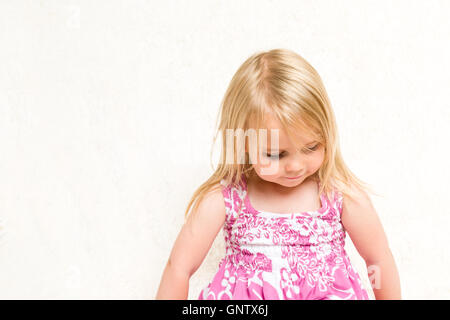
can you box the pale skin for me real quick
[156,114,401,300]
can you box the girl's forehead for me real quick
[267,130,315,148]
[249,115,316,145]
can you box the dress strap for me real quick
[332,189,344,219]
[220,177,245,227]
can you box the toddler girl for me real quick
[156,48,401,300]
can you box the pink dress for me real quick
[197,174,370,300]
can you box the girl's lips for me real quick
[286,174,303,180]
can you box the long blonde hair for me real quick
[184,48,380,221]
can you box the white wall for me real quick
[0,0,449,299]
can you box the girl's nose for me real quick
[285,162,304,174]
[285,151,305,173]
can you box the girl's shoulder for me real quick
[190,182,227,225]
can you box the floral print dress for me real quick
[197,174,370,300]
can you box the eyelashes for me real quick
[307,143,320,152]
[265,143,320,159]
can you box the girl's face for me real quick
[246,113,325,188]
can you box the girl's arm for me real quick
[155,186,226,299]
[341,188,401,300]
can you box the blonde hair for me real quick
[184,48,380,221]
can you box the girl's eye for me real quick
[266,152,284,159]
[266,144,319,159]
[305,143,319,152]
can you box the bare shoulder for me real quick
[167,182,227,277]
[341,186,377,223]
[187,182,226,229]
[343,186,372,207]
[340,186,390,264]
[196,183,226,215]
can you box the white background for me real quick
[0,0,449,299]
